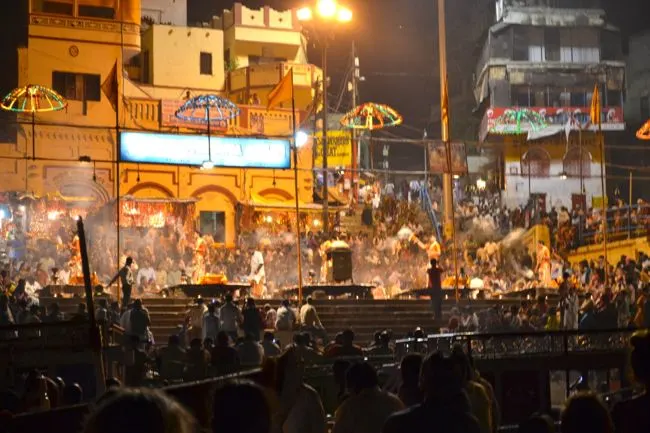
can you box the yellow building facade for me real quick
[0,0,321,247]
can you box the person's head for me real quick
[630,330,650,386]
[224,294,233,304]
[341,329,355,346]
[450,346,472,384]
[211,380,270,433]
[63,383,83,405]
[346,362,378,394]
[105,377,121,390]
[561,393,613,433]
[400,353,423,387]
[281,299,290,308]
[189,338,202,349]
[83,388,196,433]
[125,257,133,267]
[519,414,554,433]
[196,298,204,306]
[246,297,255,308]
[306,296,313,306]
[216,331,230,347]
[207,303,216,314]
[263,331,275,343]
[419,351,463,400]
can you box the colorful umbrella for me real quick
[636,119,650,140]
[340,102,403,130]
[1,84,67,159]
[489,108,548,135]
[174,95,240,169]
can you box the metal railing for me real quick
[394,328,635,360]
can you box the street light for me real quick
[297,0,352,234]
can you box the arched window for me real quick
[521,147,551,177]
[563,147,591,178]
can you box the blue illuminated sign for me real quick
[120,131,291,169]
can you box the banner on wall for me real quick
[428,140,468,174]
[314,130,353,167]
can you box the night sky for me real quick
[189,0,650,170]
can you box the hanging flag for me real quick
[441,74,450,142]
[590,83,601,128]
[101,61,119,113]
[267,68,294,110]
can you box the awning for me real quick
[243,195,340,212]
[313,186,349,206]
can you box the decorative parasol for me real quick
[340,102,403,130]
[174,95,240,169]
[1,84,67,160]
[636,119,650,140]
[490,108,547,135]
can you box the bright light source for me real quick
[18,205,25,212]
[313,218,321,227]
[317,0,337,18]
[297,6,313,21]
[295,130,309,148]
[337,7,352,22]
[476,178,487,191]
[265,215,273,224]
[47,211,59,221]
[0,210,5,220]
[453,174,460,180]
[560,172,568,180]
[201,160,214,170]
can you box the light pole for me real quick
[297,0,352,234]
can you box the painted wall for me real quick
[147,25,225,91]
[141,0,187,25]
[501,137,604,210]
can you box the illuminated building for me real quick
[0,1,323,247]
[474,0,625,210]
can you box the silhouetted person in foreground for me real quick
[612,330,650,433]
[211,379,270,433]
[561,392,613,433]
[382,351,481,433]
[427,259,442,320]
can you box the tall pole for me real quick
[115,0,124,304]
[290,70,304,302]
[628,170,633,239]
[321,44,329,233]
[438,0,453,242]
[351,40,359,203]
[598,119,609,283]
[437,0,459,299]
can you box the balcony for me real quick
[228,62,321,93]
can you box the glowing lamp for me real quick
[201,160,215,170]
[476,178,487,191]
[317,0,337,18]
[313,219,321,227]
[559,171,568,180]
[47,211,59,221]
[295,130,309,148]
[337,7,352,22]
[297,7,313,21]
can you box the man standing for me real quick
[108,257,134,310]
[249,244,265,298]
[427,259,443,320]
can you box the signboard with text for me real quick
[481,106,625,141]
[120,131,291,169]
[314,130,353,167]
[428,140,468,175]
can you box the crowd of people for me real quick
[2,327,649,433]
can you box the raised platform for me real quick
[165,283,251,298]
[281,283,375,299]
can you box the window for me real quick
[563,147,591,178]
[606,90,622,107]
[570,90,586,107]
[532,88,547,107]
[78,5,115,19]
[52,72,101,102]
[512,86,530,107]
[641,96,650,120]
[560,29,573,62]
[200,52,213,75]
[142,50,150,84]
[199,211,225,243]
[571,29,600,63]
[528,28,545,62]
[545,28,561,62]
[521,147,551,178]
[513,27,529,61]
[40,1,73,15]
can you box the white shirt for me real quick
[137,267,156,285]
[57,269,71,285]
[250,251,265,282]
